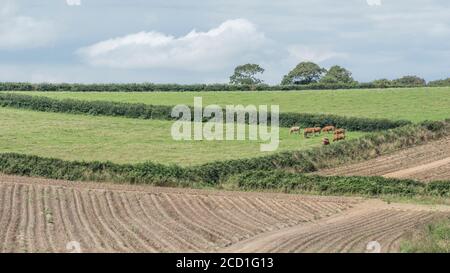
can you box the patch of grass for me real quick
[9,87,450,122]
[400,217,450,253]
[0,107,365,165]
[382,196,450,206]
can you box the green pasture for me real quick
[0,108,365,166]
[8,87,450,122]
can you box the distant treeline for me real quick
[0,79,449,93]
[0,93,411,131]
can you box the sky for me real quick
[0,0,449,84]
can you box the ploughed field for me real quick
[8,87,450,122]
[1,174,448,253]
[318,136,450,182]
[0,108,365,165]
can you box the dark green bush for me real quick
[226,170,449,197]
[425,181,450,197]
[0,153,199,187]
[420,120,447,132]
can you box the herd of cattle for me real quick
[289,125,346,145]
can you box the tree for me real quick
[229,64,265,86]
[320,65,355,84]
[393,75,426,87]
[427,78,450,87]
[372,79,393,88]
[281,62,326,85]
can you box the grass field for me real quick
[0,107,365,165]
[401,217,450,253]
[8,87,450,122]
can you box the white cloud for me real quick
[287,45,348,63]
[0,1,56,50]
[66,0,82,6]
[78,19,267,71]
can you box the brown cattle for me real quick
[333,133,346,142]
[289,127,300,134]
[334,129,346,135]
[303,128,316,138]
[322,126,335,134]
[304,127,321,138]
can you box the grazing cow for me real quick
[304,127,321,138]
[334,128,346,135]
[322,126,335,134]
[333,133,346,142]
[303,128,316,138]
[289,126,300,134]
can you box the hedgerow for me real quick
[190,120,450,183]
[225,170,450,197]
[428,78,450,87]
[0,93,410,131]
[275,112,410,131]
[0,81,448,92]
[1,152,448,197]
[0,153,199,187]
[0,120,448,185]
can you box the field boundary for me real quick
[0,120,448,188]
[0,93,411,131]
[225,170,450,197]
[1,82,447,92]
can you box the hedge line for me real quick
[428,78,450,87]
[0,120,448,185]
[0,93,411,131]
[0,93,176,121]
[1,153,449,197]
[191,120,450,183]
[0,153,198,187]
[226,170,450,197]
[0,82,447,92]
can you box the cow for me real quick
[304,127,321,138]
[303,128,316,138]
[322,126,335,134]
[333,133,346,142]
[289,126,301,134]
[334,128,346,135]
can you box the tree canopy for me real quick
[393,76,426,86]
[428,77,450,87]
[320,65,355,84]
[229,64,265,85]
[281,62,326,85]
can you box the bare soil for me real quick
[1,174,447,253]
[317,136,450,182]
